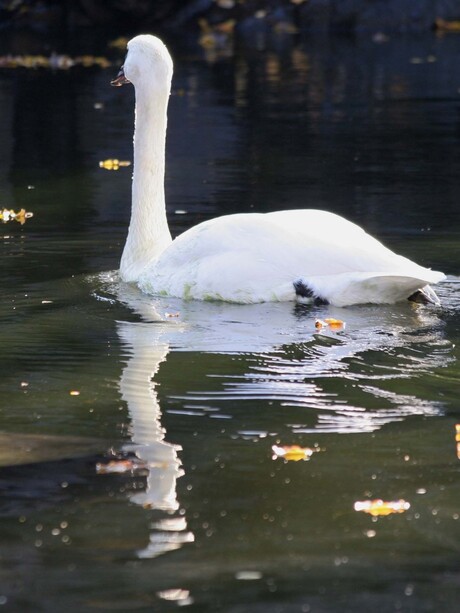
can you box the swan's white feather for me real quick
[137,210,444,305]
[117,35,445,307]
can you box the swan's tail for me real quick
[408,285,441,305]
[297,271,445,307]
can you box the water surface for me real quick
[0,31,460,612]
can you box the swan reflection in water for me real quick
[105,276,454,556]
[115,290,194,559]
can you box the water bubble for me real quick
[365,530,377,538]
[405,584,414,596]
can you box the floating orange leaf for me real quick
[315,318,345,330]
[325,318,345,329]
[455,424,460,459]
[354,499,410,516]
[272,444,316,461]
[96,459,148,474]
[99,159,131,171]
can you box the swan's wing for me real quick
[139,211,445,304]
[267,209,445,282]
[164,210,412,275]
[267,209,428,270]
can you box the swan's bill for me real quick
[111,65,130,87]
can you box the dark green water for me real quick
[1,31,460,612]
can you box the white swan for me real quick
[111,34,445,307]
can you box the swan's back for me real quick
[138,210,444,305]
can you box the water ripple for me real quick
[95,274,456,436]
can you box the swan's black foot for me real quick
[408,286,441,306]
[293,280,329,305]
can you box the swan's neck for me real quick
[120,85,172,282]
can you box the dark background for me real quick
[2,0,460,39]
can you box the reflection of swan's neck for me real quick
[120,85,172,282]
[118,322,181,512]
[119,341,168,446]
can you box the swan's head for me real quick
[111,34,173,92]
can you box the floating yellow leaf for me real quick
[69,390,80,396]
[354,499,410,516]
[0,208,33,224]
[455,424,460,458]
[14,208,33,225]
[315,318,345,330]
[272,444,316,461]
[108,36,130,50]
[435,18,460,32]
[0,209,15,222]
[75,55,111,69]
[99,159,131,170]
[0,54,111,70]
